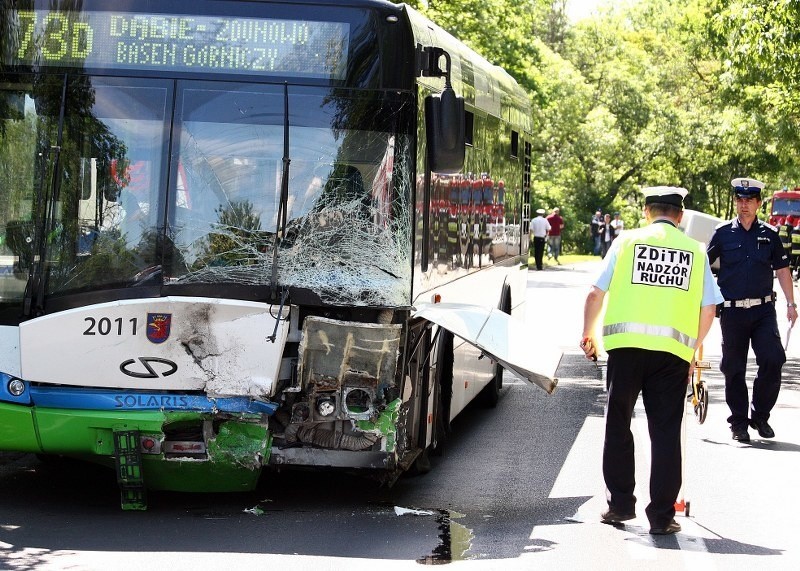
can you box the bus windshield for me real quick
[0,76,413,316]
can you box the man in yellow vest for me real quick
[580,186,722,535]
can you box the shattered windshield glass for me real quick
[167,84,413,306]
[1,75,413,313]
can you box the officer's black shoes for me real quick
[731,426,751,442]
[600,508,636,524]
[649,520,681,535]
[749,418,775,438]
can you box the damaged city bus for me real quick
[0,0,556,509]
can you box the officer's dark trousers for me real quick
[533,237,546,270]
[719,304,785,428]
[604,348,688,527]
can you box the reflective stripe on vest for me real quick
[603,322,696,351]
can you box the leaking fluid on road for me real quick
[417,509,474,565]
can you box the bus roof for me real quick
[404,5,531,129]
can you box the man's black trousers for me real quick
[604,347,689,528]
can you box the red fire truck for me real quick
[766,187,800,227]
[766,187,800,279]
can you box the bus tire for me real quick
[478,284,511,408]
[432,329,453,455]
[410,448,432,475]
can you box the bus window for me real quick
[43,78,170,295]
[0,84,37,313]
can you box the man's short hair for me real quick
[646,202,682,218]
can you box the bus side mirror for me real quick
[425,87,465,174]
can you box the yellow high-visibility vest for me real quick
[603,222,705,362]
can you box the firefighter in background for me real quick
[446,176,462,268]
[437,177,450,266]
[789,215,800,280]
[466,176,483,269]
[777,215,792,259]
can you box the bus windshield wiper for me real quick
[269,83,291,301]
[24,75,68,318]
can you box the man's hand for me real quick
[580,336,598,361]
[788,304,798,327]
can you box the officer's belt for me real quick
[723,294,775,308]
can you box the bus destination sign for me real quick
[9,10,350,79]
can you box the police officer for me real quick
[707,178,797,442]
[581,186,722,536]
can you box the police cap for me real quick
[731,177,764,198]
[641,186,688,208]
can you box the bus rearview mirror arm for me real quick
[417,45,465,174]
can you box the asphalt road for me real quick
[1,261,799,570]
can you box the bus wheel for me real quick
[478,361,502,408]
[432,330,453,456]
[478,285,510,408]
[409,448,432,475]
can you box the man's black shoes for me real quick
[600,509,635,524]
[731,426,750,442]
[749,418,775,438]
[649,520,681,535]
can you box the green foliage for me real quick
[401,0,796,249]
[195,201,267,269]
[51,229,139,291]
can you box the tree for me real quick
[707,0,800,178]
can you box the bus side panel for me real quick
[425,262,525,419]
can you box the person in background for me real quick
[591,209,603,255]
[546,207,565,264]
[601,213,615,258]
[581,186,722,536]
[611,212,624,238]
[531,208,551,271]
[707,177,797,442]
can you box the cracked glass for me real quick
[166,84,414,306]
[1,75,414,313]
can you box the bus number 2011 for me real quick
[83,317,138,336]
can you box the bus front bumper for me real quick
[0,402,271,493]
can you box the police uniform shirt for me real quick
[594,221,723,307]
[707,218,788,300]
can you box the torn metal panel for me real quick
[298,316,402,393]
[206,421,270,471]
[412,302,559,394]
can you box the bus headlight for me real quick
[8,378,25,397]
[316,396,336,417]
[344,387,374,420]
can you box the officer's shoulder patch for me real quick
[762,220,778,232]
[715,219,733,231]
